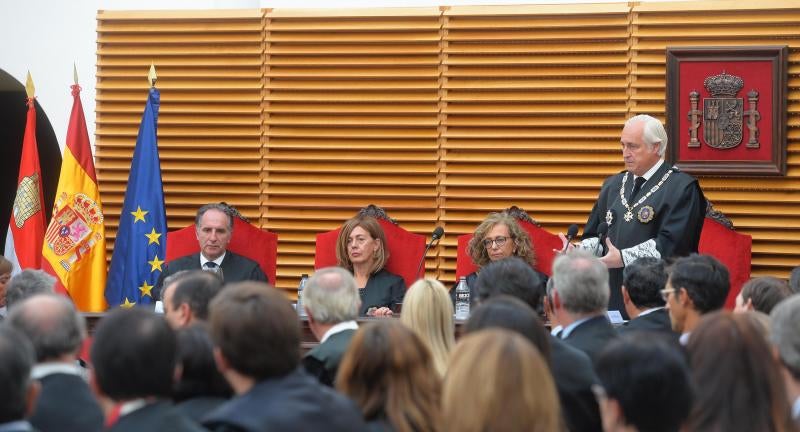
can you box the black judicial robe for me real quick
[582,162,705,317]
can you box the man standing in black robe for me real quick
[561,114,706,318]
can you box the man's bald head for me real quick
[7,294,86,362]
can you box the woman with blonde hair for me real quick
[336,215,405,316]
[337,320,441,432]
[443,329,562,432]
[400,278,454,377]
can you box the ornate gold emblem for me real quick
[44,192,104,271]
[12,173,42,228]
[637,205,655,224]
[605,210,614,226]
[687,71,760,150]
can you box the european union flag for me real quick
[105,88,167,308]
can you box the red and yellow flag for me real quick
[42,83,108,312]
[5,74,46,273]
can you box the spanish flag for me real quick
[42,79,108,312]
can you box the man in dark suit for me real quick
[0,326,38,432]
[90,308,205,432]
[302,267,360,387]
[203,282,366,432]
[474,257,602,432]
[154,203,266,299]
[618,257,672,334]
[551,250,618,362]
[7,294,103,432]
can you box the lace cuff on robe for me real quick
[621,239,660,266]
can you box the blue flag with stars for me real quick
[105,87,166,308]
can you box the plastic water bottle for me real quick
[455,276,470,320]
[297,274,308,317]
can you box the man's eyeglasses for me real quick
[660,288,676,302]
[483,236,509,249]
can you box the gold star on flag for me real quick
[145,228,162,245]
[139,281,153,297]
[148,254,165,273]
[121,298,136,309]
[131,206,148,223]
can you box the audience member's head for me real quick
[770,296,800,406]
[468,212,535,268]
[90,308,177,402]
[337,320,440,432]
[443,329,561,432]
[735,276,791,315]
[665,254,729,334]
[6,269,55,310]
[209,282,300,388]
[0,326,37,425]
[687,311,793,432]
[174,323,232,402]
[551,250,609,319]
[789,266,800,295]
[7,294,86,362]
[162,270,223,329]
[0,256,12,309]
[621,257,666,317]
[465,295,551,363]
[304,267,360,331]
[473,256,545,311]
[400,278,454,377]
[594,333,691,432]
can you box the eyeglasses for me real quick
[660,288,676,302]
[482,236,509,249]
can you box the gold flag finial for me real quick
[25,71,35,98]
[148,63,157,88]
[73,63,79,85]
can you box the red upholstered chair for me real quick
[455,207,562,278]
[314,205,427,288]
[698,205,752,310]
[165,212,278,285]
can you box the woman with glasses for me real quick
[336,215,405,317]
[456,211,545,306]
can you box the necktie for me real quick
[630,176,647,201]
[204,261,218,269]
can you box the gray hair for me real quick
[195,203,233,231]
[303,267,360,324]
[6,270,56,309]
[552,250,609,314]
[625,114,667,157]
[770,295,800,375]
[161,270,190,301]
[7,294,86,362]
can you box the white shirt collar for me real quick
[31,362,84,380]
[320,320,358,344]
[560,316,594,339]
[550,325,563,337]
[638,306,664,317]
[118,399,149,417]
[637,158,665,182]
[679,332,691,346]
[793,396,800,420]
[200,252,226,268]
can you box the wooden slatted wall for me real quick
[262,8,443,289]
[95,2,800,294]
[631,0,800,278]
[439,4,631,282]
[95,10,265,257]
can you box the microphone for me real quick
[596,222,609,256]
[561,224,579,252]
[416,227,444,280]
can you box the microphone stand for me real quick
[415,237,441,280]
